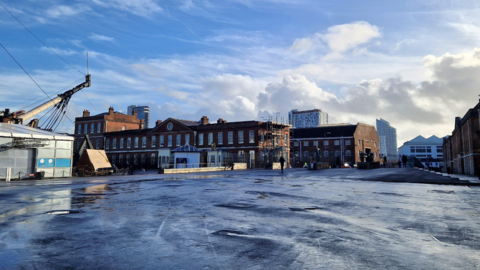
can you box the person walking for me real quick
[383,156,387,168]
[397,160,402,168]
[402,154,407,168]
[279,155,285,173]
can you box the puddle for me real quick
[289,206,324,212]
[213,230,244,236]
[216,203,256,209]
[46,210,82,215]
[428,190,455,194]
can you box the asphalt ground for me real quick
[1,168,479,269]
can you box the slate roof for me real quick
[292,124,357,139]
[404,135,443,145]
[173,119,200,127]
[172,145,202,152]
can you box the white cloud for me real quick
[46,5,90,18]
[89,33,115,42]
[322,21,380,53]
[90,0,163,17]
[39,47,78,56]
[290,21,380,55]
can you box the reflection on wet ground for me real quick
[0,169,480,269]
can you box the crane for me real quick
[0,74,91,129]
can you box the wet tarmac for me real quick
[1,168,479,269]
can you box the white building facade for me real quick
[398,135,444,168]
[288,109,328,128]
[376,118,398,160]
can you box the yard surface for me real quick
[1,168,479,269]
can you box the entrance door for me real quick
[249,150,255,169]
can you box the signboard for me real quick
[37,158,54,168]
[13,138,49,148]
[55,159,71,167]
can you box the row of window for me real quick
[410,146,443,153]
[294,140,352,147]
[295,150,352,158]
[110,153,156,166]
[78,123,102,134]
[103,130,288,149]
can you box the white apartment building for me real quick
[288,109,328,128]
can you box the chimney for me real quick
[200,116,209,125]
[217,118,225,124]
[108,106,114,115]
[83,110,90,117]
[156,120,163,126]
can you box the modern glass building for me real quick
[288,109,328,128]
[127,105,150,129]
[376,118,398,160]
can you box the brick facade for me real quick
[73,114,290,169]
[290,123,380,167]
[444,101,480,175]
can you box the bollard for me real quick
[6,168,11,182]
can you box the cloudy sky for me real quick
[1,0,480,145]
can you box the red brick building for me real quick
[443,101,480,175]
[74,113,290,169]
[73,106,144,151]
[290,123,380,167]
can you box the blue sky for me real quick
[1,0,480,144]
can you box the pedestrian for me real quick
[397,160,401,168]
[279,155,285,173]
[383,156,387,168]
[402,154,407,168]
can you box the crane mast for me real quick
[0,74,91,127]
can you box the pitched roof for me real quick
[173,119,200,126]
[292,124,357,139]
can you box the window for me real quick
[208,133,213,145]
[313,141,318,147]
[334,140,340,146]
[261,131,265,143]
[375,152,377,157]
[426,146,432,153]
[436,146,443,153]
[358,140,360,145]
[84,124,88,134]
[134,137,139,148]
[210,155,216,164]
[238,151,245,161]
[324,141,329,146]
[97,123,101,133]
[294,142,299,146]
[358,151,361,156]
[134,154,138,165]
[151,136,156,147]
[126,154,130,165]
[176,134,181,146]
[346,150,351,156]
[228,131,233,144]
[122,126,126,131]
[335,151,340,157]
[218,132,223,145]
[345,140,351,145]
[120,138,124,149]
[185,134,190,145]
[78,125,82,134]
[106,139,110,149]
[374,142,377,147]
[238,131,244,144]
[151,153,156,165]
[160,135,164,147]
[142,137,146,148]
[112,138,117,149]
[199,134,204,145]
[96,139,100,149]
[111,155,116,164]
[284,134,287,145]
[324,151,329,157]
[261,151,265,161]
[304,141,308,146]
[168,135,172,147]
[91,123,94,133]
[304,151,309,157]
[249,130,255,143]
[127,138,131,148]
[119,154,123,165]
